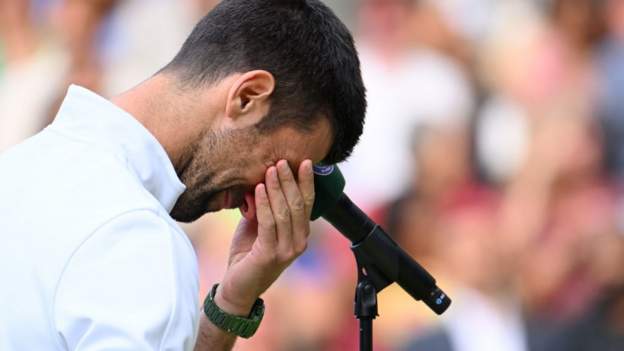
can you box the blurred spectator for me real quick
[376,124,495,350]
[508,116,618,319]
[52,0,117,91]
[428,0,498,45]
[397,124,532,351]
[552,243,624,350]
[0,0,211,153]
[405,0,472,68]
[596,0,624,178]
[476,0,605,184]
[341,0,474,208]
[473,0,543,183]
[403,108,618,351]
[100,0,199,95]
[0,0,68,152]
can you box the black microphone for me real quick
[310,165,451,315]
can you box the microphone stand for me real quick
[322,194,451,350]
[350,230,393,351]
[353,259,378,351]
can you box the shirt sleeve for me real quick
[54,210,199,351]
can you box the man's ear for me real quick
[225,70,275,128]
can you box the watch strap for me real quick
[203,284,264,339]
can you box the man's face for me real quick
[170,118,333,223]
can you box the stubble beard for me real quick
[169,127,252,223]
[170,129,221,223]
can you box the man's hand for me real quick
[195,159,315,350]
[216,159,315,315]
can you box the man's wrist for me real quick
[214,283,257,317]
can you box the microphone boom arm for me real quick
[323,194,451,315]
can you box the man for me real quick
[0,0,366,350]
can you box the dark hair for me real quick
[164,0,367,164]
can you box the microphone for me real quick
[310,165,451,315]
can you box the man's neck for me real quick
[111,75,205,172]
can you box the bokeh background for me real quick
[2,0,624,350]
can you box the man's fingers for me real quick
[255,183,277,248]
[276,160,308,253]
[298,160,315,219]
[265,166,294,259]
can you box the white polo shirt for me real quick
[0,86,200,350]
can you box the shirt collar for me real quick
[51,85,186,212]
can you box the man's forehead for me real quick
[272,118,333,166]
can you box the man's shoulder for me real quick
[0,127,184,268]
[1,127,166,220]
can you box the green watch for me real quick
[203,284,265,339]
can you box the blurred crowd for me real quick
[2,0,624,350]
